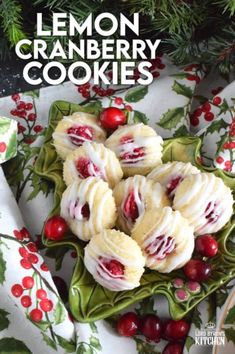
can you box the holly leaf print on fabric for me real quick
[158,107,185,130]
[225,304,235,324]
[132,110,148,124]
[0,309,10,331]
[89,335,102,351]
[172,81,193,98]
[83,101,103,115]
[206,119,228,134]
[136,297,156,316]
[185,336,195,352]
[53,301,66,325]
[89,322,98,333]
[0,338,32,353]
[55,334,76,353]
[191,307,202,329]
[125,86,148,103]
[173,125,189,137]
[134,337,161,354]
[0,249,6,284]
[0,119,11,134]
[24,89,40,99]
[5,133,17,161]
[224,328,235,345]
[42,332,57,351]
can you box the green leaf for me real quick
[0,119,11,134]
[216,286,233,308]
[5,133,17,161]
[125,86,148,103]
[216,132,228,154]
[225,304,235,324]
[89,336,102,351]
[45,246,69,271]
[82,101,102,115]
[136,298,156,316]
[158,107,185,130]
[24,90,39,98]
[224,327,235,345]
[42,332,57,351]
[185,336,195,352]
[89,322,98,333]
[0,309,9,331]
[206,119,228,134]
[170,72,189,79]
[132,110,148,124]
[191,307,202,329]
[0,338,32,353]
[173,125,189,137]
[172,80,193,98]
[29,318,51,331]
[0,250,6,285]
[55,335,76,353]
[76,344,87,354]
[53,301,66,325]
[219,98,230,114]
[134,337,161,354]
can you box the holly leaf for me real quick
[170,72,189,79]
[173,125,189,137]
[89,335,102,351]
[83,101,102,115]
[224,327,235,345]
[42,332,57,350]
[216,132,228,154]
[0,250,6,285]
[136,297,156,316]
[172,81,193,98]
[125,86,148,103]
[225,304,235,324]
[191,307,202,329]
[134,337,161,354]
[132,110,148,124]
[76,344,88,354]
[0,309,9,331]
[0,119,11,134]
[55,334,76,353]
[5,133,17,161]
[28,317,51,331]
[206,119,228,134]
[89,322,98,333]
[53,301,66,325]
[0,338,32,353]
[24,90,40,98]
[45,246,69,271]
[219,98,230,114]
[185,336,195,352]
[216,286,233,308]
[158,107,185,130]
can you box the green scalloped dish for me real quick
[34,100,235,323]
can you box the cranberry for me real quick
[11,93,20,101]
[22,276,34,289]
[11,284,23,297]
[30,308,43,322]
[81,203,90,219]
[163,342,183,354]
[28,254,39,264]
[194,108,202,117]
[17,101,26,110]
[52,276,68,302]
[36,289,47,300]
[145,235,175,260]
[10,109,18,116]
[204,112,214,121]
[20,227,30,239]
[18,124,26,134]
[120,145,145,163]
[153,71,160,78]
[19,247,29,258]
[163,319,189,340]
[114,97,123,105]
[100,107,126,130]
[213,96,222,106]
[0,142,6,153]
[117,312,139,337]
[28,113,37,121]
[106,88,114,96]
[20,259,32,269]
[166,176,182,198]
[82,91,90,98]
[25,103,33,110]
[44,216,68,241]
[101,259,124,277]
[40,263,49,271]
[190,116,199,127]
[76,157,102,179]
[195,234,218,257]
[184,259,212,282]
[139,314,162,342]
[125,105,133,112]
[67,125,93,146]
[33,125,43,133]
[21,295,32,308]
[123,191,140,222]
[40,299,53,312]
[202,102,211,112]
[216,156,224,164]
[18,110,27,118]
[27,242,38,253]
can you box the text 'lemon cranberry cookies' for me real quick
[105,123,163,176]
[173,172,234,235]
[132,207,195,273]
[60,177,117,241]
[63,141,123,188]
[84,229,145,291]
[113,175,169,234]
[53,112,107,160]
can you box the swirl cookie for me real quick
[105,123,163,176]
[63,141,123,188]
[173,173,233,235]
[84,229,145,291]
[52,112,106,160]
[60,177,117,241]
[113,175,169,234]
[132,207,195,273]
[148,161,200,199]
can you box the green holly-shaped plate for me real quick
[34,100,235,323]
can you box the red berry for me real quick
[213,96,222,106]
[216,156,224,164]
[11,284,23,297]
[28,113,37,121]
[21,295,32,308]
[184,259,212,282]
[194,108,202,117]
[125,105,133,112]
[18,124,26,134]
[44,216,68,241]
[195,234,218,257]
[20,259,32,269]
[106,88,114,96]
[100,107,127,130]
[204,112,214,121]
[17,110,27,118]
[19,247,29,258]
[82,91,90,98]
[70,251,77,258]
[21,227,30,239]
[11,93,20,101]
[190,116,199,127]
[114,97,123,105]
[40,263,49,271]
[163,342,183,354]
[117,312,139,337]
[40,299,53,312]
[30,309,43,322]
[139,314,162,342]
[28,254,39,264]
[0,142,7,153]
[225,160,232,168]
[202,102,211,112]
[52,276,68,302]
[14,229,23,240]
[163,319,189,340]
[101,258,124,277]
[22,276,34,289]
[36,289,47,300]
[25,103,33,111]
[17,101,26,110]
[10,109,18,116]
[33,125,43,133]
[187,74,197,81]
[153,71,160,78]
[27,242,38,253]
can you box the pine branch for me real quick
[214,0,235,16]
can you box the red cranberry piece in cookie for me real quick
[81,203,90,219]
[123,190,142,223]
[119,135,145,163]
[166,176,183,198]
[204,201,220,224]
[145,235,175,260]
[67,125,93,146]
[100,258,124,278]
[76,157,102,179]
[120,135,134,144]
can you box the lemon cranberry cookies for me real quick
[148,161,200,199]
[60,177,117,241]
[132,207,194,273]
[173,173,233,235]
[105,123,163,176]
[53,112,106,160]
[113,175,169,234]
[63,141,123,188]
[84,229,145,291]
